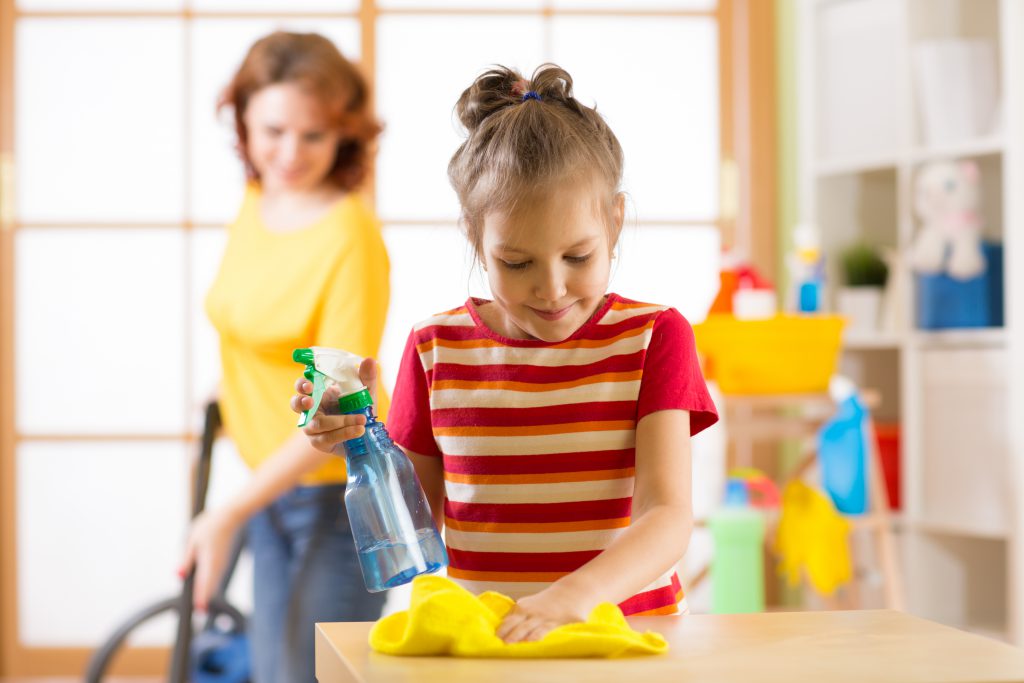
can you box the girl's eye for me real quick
[566,253,592,265]
[500,260,530,270]
[304,132,326,143]
[266,126,283,137]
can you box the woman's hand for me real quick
[495,584,590,643]
[289,357,380,453]
[179,506,243,611]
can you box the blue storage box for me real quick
[915,241,1003,329]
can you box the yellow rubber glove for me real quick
[369,575,669,658]
[775,480,852,596]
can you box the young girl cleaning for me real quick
[291,63,718,644]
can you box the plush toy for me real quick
[910,160,986,280]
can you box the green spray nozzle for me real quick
[293,347,367,428]
[293,348,325,428]
[294,347,315,379]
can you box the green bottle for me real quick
[709,479,765,613]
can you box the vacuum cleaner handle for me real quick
[169,400,222,683]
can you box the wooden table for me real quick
[315,610,1024,682]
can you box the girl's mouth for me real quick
[529,303,574,321]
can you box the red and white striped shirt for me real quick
[388,293,718,615]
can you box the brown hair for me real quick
[448,64,624,255]
[219,31,382,192]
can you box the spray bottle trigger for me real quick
[297,371,327,428]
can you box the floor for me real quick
[1,679,160,682]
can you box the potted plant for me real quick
[837,243,889,333]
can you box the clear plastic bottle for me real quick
[294,348,447,592]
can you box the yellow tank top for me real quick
[206,185,390,485]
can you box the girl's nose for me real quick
[535,266,568,303]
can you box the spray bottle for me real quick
[294,347,448,592]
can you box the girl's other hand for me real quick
[495,586,589,643]
[289,357,381,453]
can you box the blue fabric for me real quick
[247,484,386,683]
[915,241,1004,329]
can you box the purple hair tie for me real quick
[522,90,541,102]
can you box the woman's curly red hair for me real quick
[218,31,382,192]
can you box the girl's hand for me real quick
[289,357,380,453]
[496,585,590,643]
[178,507,242,611]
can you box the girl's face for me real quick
[480,181,624,342]
[243,82,342,194]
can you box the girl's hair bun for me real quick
[528,63,586,117]
[454,65,523,132]
[454,63,586,132]
[448,62,624,256]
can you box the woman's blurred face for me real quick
[243,82,342,194]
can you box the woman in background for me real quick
[180,31,389,683]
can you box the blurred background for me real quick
[0,0,1022,677]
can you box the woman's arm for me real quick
[180,430,337,610]
[497,408,693,643]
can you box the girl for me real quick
[292,64,717,644]
[183,31,388,682]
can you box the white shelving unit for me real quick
[797,0,1023,645]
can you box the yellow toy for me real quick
[369,575,668,658]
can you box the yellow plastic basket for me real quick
[694,314,845,394]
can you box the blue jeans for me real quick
[247,484,385,683]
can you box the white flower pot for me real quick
[837,287,883,333]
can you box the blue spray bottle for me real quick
[294,347,448,592]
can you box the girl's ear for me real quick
[610,192,626,248]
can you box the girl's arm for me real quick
[497,408,693,643]
[405,449,446,531]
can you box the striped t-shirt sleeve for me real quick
[638,308,719,434]
[388,328,442,457]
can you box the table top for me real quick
[315,610,1024,683]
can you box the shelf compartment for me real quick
[903,532,1007,639]
[912,327,1006,349]
[911,137,1003,164]
[917,347,1010,539]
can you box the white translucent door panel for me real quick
[15,229,187,435]
[190,227,228,420]
[18,0,182,8]
[191,0,357,11]
[190,19,361,224]
[551,17,719,221]
[379,224,488,394]
[608,225,720,322]
[554,0,715,7]
[16,19,185,223]
[17,440,189,645]
[375,15,544,221]
[380,0,540,6]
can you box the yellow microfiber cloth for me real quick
[368,575,668,658]
[775,480,853,595]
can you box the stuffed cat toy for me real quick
[910,160,986,281]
